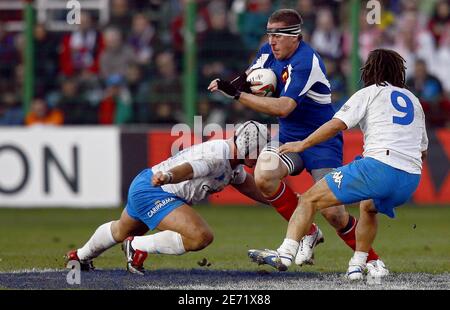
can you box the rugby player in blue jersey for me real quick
[209,9,386,273]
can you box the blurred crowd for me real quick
[0,0,449,128]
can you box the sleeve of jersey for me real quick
[248,44,271,71]
[333,90,368,129]
[280,64,312,102]
[421,129,429,152]
[230,165,247,185]
[420,108,429,152]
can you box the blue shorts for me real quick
[324,157,421,218]
[268,136,342,174]
[279,134,343,172]
[299,141,343,172]
[125,169,186,230]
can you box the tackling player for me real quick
[208,9,386,274]
[249,49,428,280]
[66,121,270,275]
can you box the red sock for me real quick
[307,223,317,235]
[338,215,379,262]
[266,182,298,221]
[266,182,318,236]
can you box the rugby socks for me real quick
[266,181,298,221]
[306,223,317,235]
[77,221,117,261]
[131,230,186,255]
[277,238,299,267]
[350,251,369,266]
[337,215,379,262]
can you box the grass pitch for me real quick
[0,205,448,289]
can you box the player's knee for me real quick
[111,221,126,242]
[255,171,278,195]
[111,220,127,242]
[255,176,272,194]
[113,233,127,243]
[301,190,321,211]
[255,154,286,195]
[199,230,214,249]
[190,228,214,251]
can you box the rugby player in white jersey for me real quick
[249,49,428,280]
[66,121,270,275]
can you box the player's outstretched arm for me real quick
[233,173,269,205]
[208,79,294,116]
[238,93,296,117]
[152,162,194,186]
[279,118,347,154]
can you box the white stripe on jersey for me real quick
[299,54,331,102]
[306,90,332,104]
[250,53,270,71]
[283,64,293,93]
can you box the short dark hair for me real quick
[361,49,407,88]
[268,9,303,41]
[269,9,303,26]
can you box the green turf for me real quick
[0,205,449,273]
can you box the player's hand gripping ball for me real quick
[246,68,277,97]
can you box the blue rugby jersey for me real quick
[250,41,343,149]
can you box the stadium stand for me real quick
[0,0,449,127]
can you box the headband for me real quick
[266,24,302,36]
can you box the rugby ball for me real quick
[246,68,277,97]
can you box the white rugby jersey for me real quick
[151,140,247,205]
[334,83,428,174]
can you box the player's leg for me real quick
[252,158,380,271]
[293,168,346,265]
[356,200,378,253]
[249,177,341,271]
[255,158,421,274]
[306,168,380,264]
[66,170,154,270]
[111,207,150,242]
[311,168,348,228]
[270,178,342,269]
[120,167,210,274]
[123,204,213,275]
[345,199,379,280]
[66,207,149,270]
[250,143,325,266]
[254,142,318,231]
[254,147,298,220]
[348,162,420,279]
[131,204,213,253]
